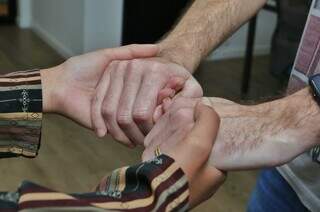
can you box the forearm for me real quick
[159,0,267,72]
[205,87,320,170]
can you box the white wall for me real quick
[29,0,123,58]
[17,0,32,28]
[83,0,123,52]
[31,0,85,57]
[208,10,277,60]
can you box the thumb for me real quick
[180,77,203,98]
[190,103,220,150]
[106,44,159,61]
[181,103,220,172]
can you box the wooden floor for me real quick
[0,25,285,212]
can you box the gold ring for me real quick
[154,146,162,157]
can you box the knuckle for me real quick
[150,62,164,71]
[109,60,120,68]
[126,60,141,75]
[133,110,150,123]
[102,106,115,120]
[117,60,128,70]
[117,113,133,127]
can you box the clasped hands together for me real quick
[40,44,305,207]
[40,44,224,206]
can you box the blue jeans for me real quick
[247,168,309,212]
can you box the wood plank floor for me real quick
[0,25,285,212]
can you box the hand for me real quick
[91,56,203,147]
[142,100,225,208]
[40,44,159,129]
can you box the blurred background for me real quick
[0,0,311,211]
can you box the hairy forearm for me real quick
[205,88,320,170]
[159,0,267,72]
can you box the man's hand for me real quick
[91,57,203,147]
[143,102,225,208]
[40,44,159,130]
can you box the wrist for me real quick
[285,88,320,146]
[40,65,63,113]
[158,40,201,73]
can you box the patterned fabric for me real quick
[0,155,189,212]
[0,70,42,158]
[0,70,190,211]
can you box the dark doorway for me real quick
[0,0,17,24]
[122,0,190,45]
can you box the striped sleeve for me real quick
[0,70,42,158]
[0,155,189,211]
[93,154,190,211]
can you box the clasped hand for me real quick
[40,44,223,207]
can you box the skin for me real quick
[158,0,267,72]
[40,44,159,130]
[142,103,225,208]
[207,88,320,170]
[140,0,320,171]
[92,0,268,146]
[40,0,319,206]
[39,48,225,208]
[145,89,320,171]
[91,58,202,147]
[91,58,203,147]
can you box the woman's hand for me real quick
[40,44,159,131]
[143,99,226,208]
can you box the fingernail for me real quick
[163,97,171,104]
[97,128,106,137]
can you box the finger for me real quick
[153,96,173,123]
[182,103,220,166]
[162,98,173,113]
[165,77,185,92]
[91,68,110,137]
[157,88,175,105]
[153,105,163,123]
[190,103,220,145]
[179,77,203,98]
[101,62,133,147]
[117,65,145,145]
[157,77,185,105]
[133,72,167,134]
[105,44,159,62]
[170,103,219,179]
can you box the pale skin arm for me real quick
[159,0,268,72]
[205,87,320,170]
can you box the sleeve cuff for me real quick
[0,70,42,158]
[95,154,190,211]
